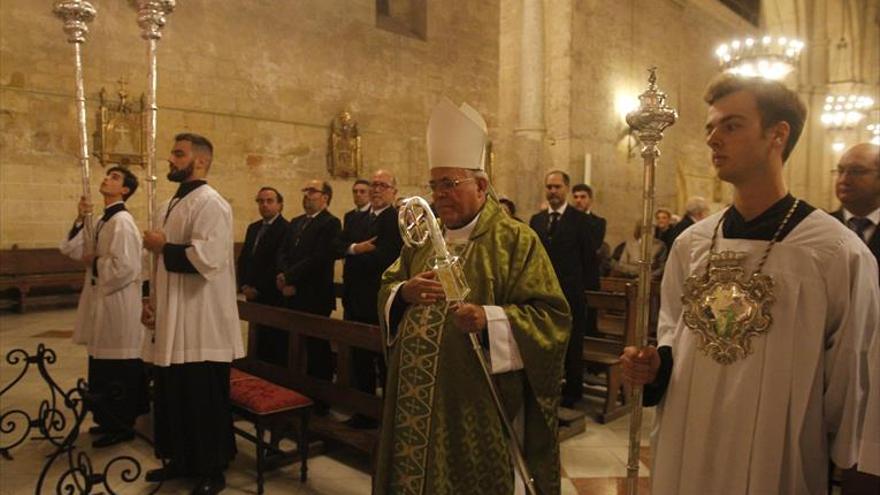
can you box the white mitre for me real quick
[427,98,488,170]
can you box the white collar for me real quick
[104,200,125,210]
[445,212,481,244]
[358,204,371,212]
[548,203,568,216]
[843,206,880,225]
[370,204,391,216]
[263,213,281,225]
[307,209,324,219]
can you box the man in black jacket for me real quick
[238,186,289,366]
[277,179,341,381]
[338,170,403,427]
[530,170,597,408]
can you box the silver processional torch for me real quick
[53,0,97,254]
[623,68,677,495]
[398,197,539,495]
[130,0,175,306]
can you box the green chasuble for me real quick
[374,197,571,495]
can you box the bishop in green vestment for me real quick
[373,99,570,495]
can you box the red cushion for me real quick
[229,370,313,414]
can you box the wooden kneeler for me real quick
[230,367,313,494]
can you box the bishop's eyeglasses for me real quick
[427,177,475,193]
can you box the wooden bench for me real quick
[583,282,638,423]
[0,247,85,312]
[236,301,384,460]
[583,277,662,423]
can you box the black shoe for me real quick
[145,464,185,483]
[92,430,135,448]
[87,425,110,435]
[190,474,225,495]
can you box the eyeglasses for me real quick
[301,187,323,194]
[370,181,394,190]
[832,166,878,178]
[427,177,474,192]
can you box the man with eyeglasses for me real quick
[276,179,341,383]
[335,170,403,428]
[832,143,880,493]
[374,99,570,495]
[832,143,880,279]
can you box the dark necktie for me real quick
[252,221,269,254]
[548,212,560,237]
[369,212,378,226]
[848,217,872,243]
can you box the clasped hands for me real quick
[275,273,296,297]
[401,270,485,333]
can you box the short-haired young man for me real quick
[622,75,879,494]
[60,166,147,448]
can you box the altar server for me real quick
[141,133,244,495]
[60,166,147,448]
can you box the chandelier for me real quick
[715,36,804,80]
[820,95,875,129]
[868,123,880,146]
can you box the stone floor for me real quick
[0,308,654,494]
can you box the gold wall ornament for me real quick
[682,251,774,364]
[93,81,146,168]
[327,111,362,179]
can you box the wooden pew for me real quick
[235,300,384,456]
[582,277,662,423]
[0,247,84,312]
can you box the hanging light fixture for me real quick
[820,95,875,129]
[715,36,804,80]
[867,123,880,146]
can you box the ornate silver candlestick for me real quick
[624,68,678,495]
[130,0,175,234]
[53,0,97,254]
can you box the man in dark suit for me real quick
[571,183,606,249]
[831,143,879,281]
[338,170,403,427]
[237,186,289,366]
[667,196,709,249]
[344,179,371,230]
[572,183,604,338]
[277,179,342,381]
[530,170,597,408]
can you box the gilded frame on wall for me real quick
[92,83,145,168]
[327,111,362,179]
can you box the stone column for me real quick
[513,0,546,213]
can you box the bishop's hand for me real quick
[401,270,445,305]
[451,303,486,333]
[620,345,660,385]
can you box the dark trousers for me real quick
[87,357,148,430]
[562,300,586,404]
[153,362,235,476]
[344,309,385,396]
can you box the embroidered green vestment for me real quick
[374,197,571,495]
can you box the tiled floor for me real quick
[0,308,654,494]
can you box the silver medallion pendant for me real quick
[682,250,774,365]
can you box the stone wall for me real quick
[0,0,500,248]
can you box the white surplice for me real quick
[142,184,244,367]
[652,209,879,495]
[59,207,145,359]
